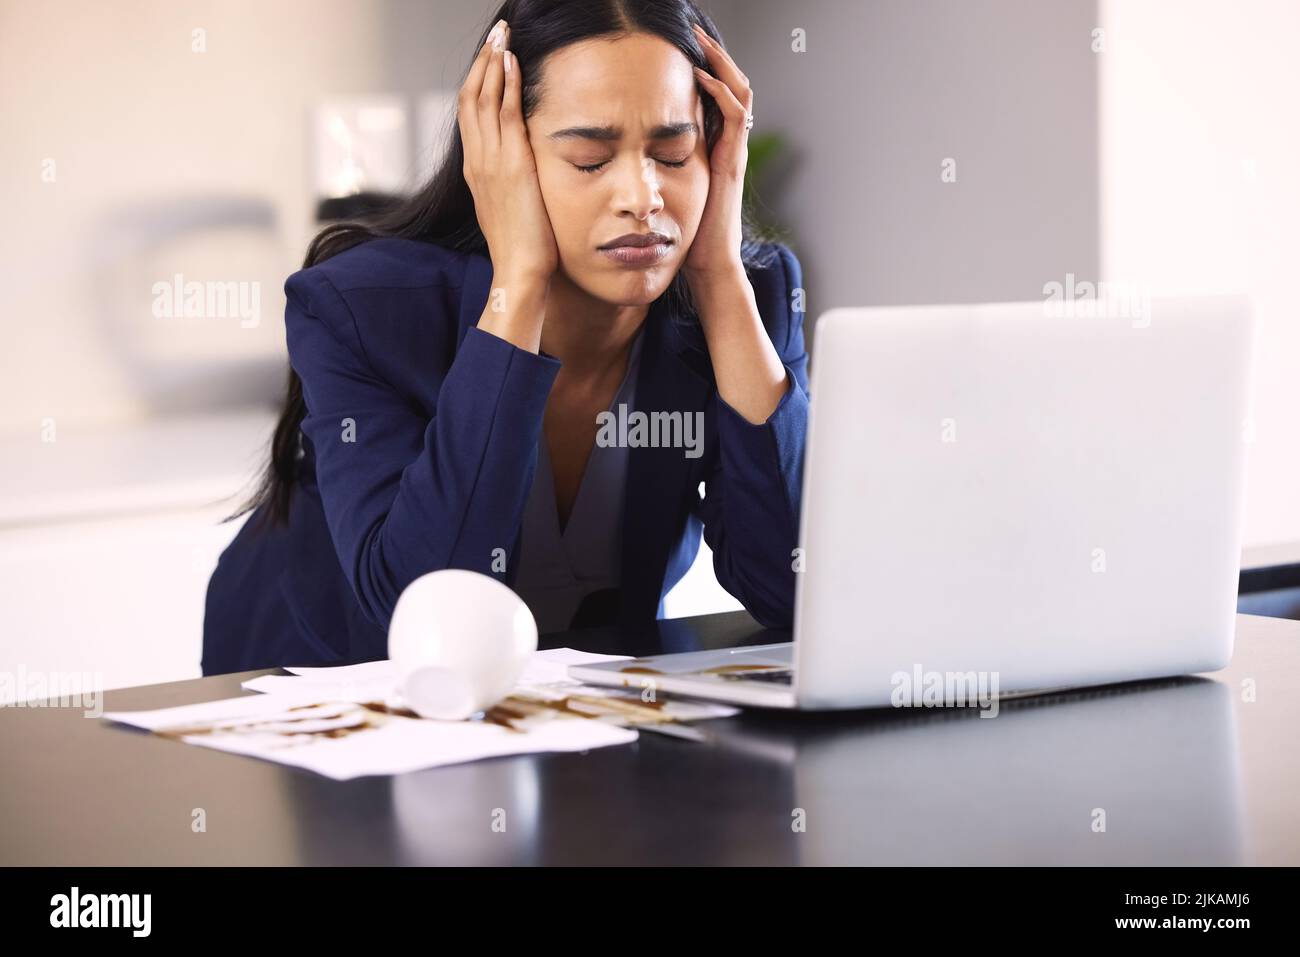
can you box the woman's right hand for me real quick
[458,20,559,288]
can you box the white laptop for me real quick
[569,296,1255,710]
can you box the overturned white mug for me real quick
[387,569,538,720]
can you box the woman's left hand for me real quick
[683,22,753,284]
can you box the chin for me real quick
[604,272,672,305]
[598,260,681,305]
[561,272,654,308]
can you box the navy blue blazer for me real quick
[201,237,809,675]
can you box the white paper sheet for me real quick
[103,648,735,780]
[103,690,636,780]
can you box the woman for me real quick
[202,0,809,674]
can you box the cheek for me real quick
[535,164,585,247]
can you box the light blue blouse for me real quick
[513,326,647,633]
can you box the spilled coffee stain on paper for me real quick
[155,700,388,747]
[152,686,690,748]
[356,700,419,719]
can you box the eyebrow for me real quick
[546,121,699,142]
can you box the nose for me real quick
[612,155,665,222]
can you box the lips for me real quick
[598,232,672,250]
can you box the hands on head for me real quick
[458,19,560,292]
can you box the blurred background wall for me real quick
[1098,0,1300,548]
[0,0,1292,696]
[0,0,497,430]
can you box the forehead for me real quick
[534,32,700,129]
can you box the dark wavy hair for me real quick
[231,0,777,529]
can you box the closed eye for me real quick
[574,158,689,174]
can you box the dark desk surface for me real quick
[3,612,1298,865]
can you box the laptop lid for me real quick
[793,296,1254,709]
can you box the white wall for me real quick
[0,409,274,701]
[1099,0,1300,547]
[0,0,493,435]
